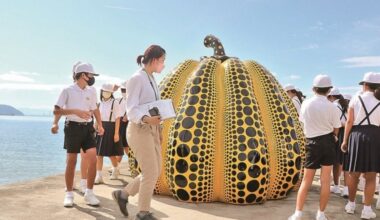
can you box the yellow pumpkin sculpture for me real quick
[130,35,305,204]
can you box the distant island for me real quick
[0,104,24,116]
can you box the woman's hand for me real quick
[114,134,120,143]
[341,141,348,153]
[144,116,161,126]
[97,125,104,136]
[122,115,128,122]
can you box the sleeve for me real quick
[55,88,68,108]
[292,99,301,114]
[332,105,342,128]
[298,102,305,123]
[90,87,98,111]
[126,75,146,124]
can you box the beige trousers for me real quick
[123,122,162,212]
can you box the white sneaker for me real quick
[345,202,356,214]
[361,208,376,219]
[110,167,119,180]
[341,186,349,197]
[330,185,341,194]
[84,191,100,206]
[63,193,74,207]
[376,197,380,210]
[316,213,328,220]
[94,175,104,184]
[288,213,302,220]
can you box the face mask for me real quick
[85,73,95,86]
[122,93,127,98]
[102,91,112,99]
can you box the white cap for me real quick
[120,81,128,89]
[328,87,341,96]
[313,74,332,88]
[343,94,352,100]
[73,62,98,76]
[101,83,115,93]
[359,72,380,85]
[284,84,296,91]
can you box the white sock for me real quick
[66,191,74,197]
[96,171,102,176]
[85,188,93,194]
[317,210,325,216]
[294,210,302,217]
[363,205,372,212]
[80,179,87,185]
[349,201,356,206]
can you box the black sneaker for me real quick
[112,190,128,217]
[135,212,158,220]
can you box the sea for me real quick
[0,115,110,185]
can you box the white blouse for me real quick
[99,98,122,122]
[126,68,160,124]
[350,91,380,126]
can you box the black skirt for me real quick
[336,127,348,165]
[343,125,380,173]
[96,121,123,156]
[119,120,129,148]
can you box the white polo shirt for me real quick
[299,94,341,138]
[118,97,127,117]
[349,91,380,126]
[126,68,160,124]
[333,100,347,125]
[99,98,122,122]
[55,84,98,122]
[292,96,301,114]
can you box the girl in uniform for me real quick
[112,45,166,220]
[327,87,349,197]
[284,84,302,115]
[341,72,380,219]
[95,83,123,183]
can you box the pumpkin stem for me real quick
[203,34,229,62]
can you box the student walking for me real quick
[341,72,380,219]
[288,75,341,220]
[95,83,123,183]
[284,84,302,115]
[327,87,349,197]
[112,45,166,220]
[53,62,104,207]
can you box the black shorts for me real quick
[64,121,96,153]
[304,133,336,169]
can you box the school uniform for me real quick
[55,84,98,153]
[332,100,348,165]
[123,68,162,212]
[118,97,129,148]
[96,98,123,156]
[292,96,301,115]
[300,94,341,169]
[343,91,380,173]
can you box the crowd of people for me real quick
[286,73,380,220]
[51,43,380,220]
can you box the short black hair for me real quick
[313,87,331,95]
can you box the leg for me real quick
[110,156,119,167]
[347,172,361,202]
[80,149,88,179]
[332,163,341,186]
[83,148,97,189]
[363,172,377,206]
[295,168,317,211]
[320,165,333,211]
[65,153,78,191]
[96,156,103,171]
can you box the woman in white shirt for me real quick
[112,45,166,220]
[327,87,349,197]
[341,72,380,219]
[284,84,302,115]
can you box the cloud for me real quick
[0,82,66,91]
[0,71,40,83]
[309,21,324,31]
[104,5,139,11]
[341,56,380,68]
[289,74,301,80]
[301,43,319,50]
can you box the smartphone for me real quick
[149,107,160,116]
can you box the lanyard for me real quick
[144,69,159,101]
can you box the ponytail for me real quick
[365,83,380,101]
[136,45,166,66]
[136,55,145,66]
[334,95,348,113]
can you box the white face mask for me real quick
[102,91,112,99]
[122,93,127,98]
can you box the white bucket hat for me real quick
[328,87,341,96]
[120,81,128,89]
[313,74,332,88]
[284,84,296,91]
[73,61,98,76]
[101,83,115,93]
[359,72,380,85]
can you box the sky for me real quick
[1,0,380,112]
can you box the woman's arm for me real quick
[114,117,120,142]
[341,107,354,152]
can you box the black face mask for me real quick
[85,73,95,86]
